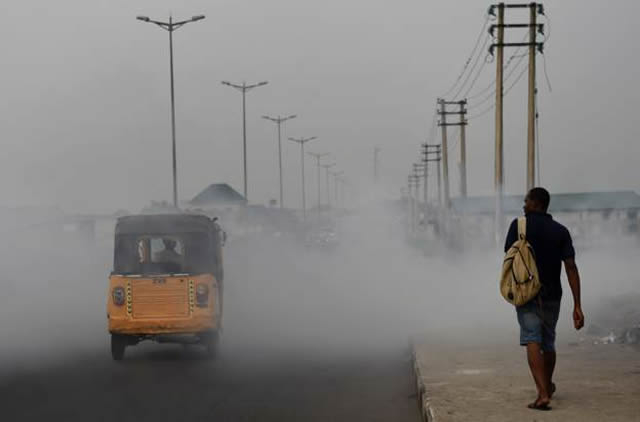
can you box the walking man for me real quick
[504,187,585,410]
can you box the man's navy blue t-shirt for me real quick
[504,212,575,301]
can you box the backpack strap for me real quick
[517,216,527,241]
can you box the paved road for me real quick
[1,343,419,422]
[0,231,421,422]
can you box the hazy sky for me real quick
[1,0,638,213]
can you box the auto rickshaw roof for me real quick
[115,214,216,236]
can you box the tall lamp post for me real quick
[321,163,336,208]
[136,14,206,208]
[262,114,297,208]
[288,136,317,219]
[307,152,329,210]
[330,170,344,206]
[222,80,269,201]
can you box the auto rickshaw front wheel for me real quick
[111,334,127,361]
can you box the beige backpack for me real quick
[500,216,541,306]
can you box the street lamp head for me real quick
[191,15,205,22]
[287,114,297,120]
[257,81,269,87]
[136,16,150,22]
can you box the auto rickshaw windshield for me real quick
[113,232,214,275]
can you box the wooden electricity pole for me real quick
[488,2,546,239]
[459,100,468,198]
[494,3,505,241]
[423,144,442,206]
[423,144,442,223]
[527,2,537,190]
[438,100,468,203]
[437,99,450,208]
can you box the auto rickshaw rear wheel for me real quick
[201,332,219,359]
[111,334,127,361]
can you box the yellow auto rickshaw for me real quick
[107,214,224,360]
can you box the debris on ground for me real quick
[588,293,640,345]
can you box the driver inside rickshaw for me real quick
[154,238,182,266]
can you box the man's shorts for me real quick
[516,299,561,352]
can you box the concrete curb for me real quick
[411,344,436,422]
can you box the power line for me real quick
[467,53,528,111]
[440,15,490,98]
[427,110,438,141]
[467,61,529,120]
[467,32,529,101]
[452,33,491,100]
[541,51,552,92]
[459,52,490,100]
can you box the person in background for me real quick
[504,187,585,411]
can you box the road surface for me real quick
[1,344,419,422]
[0,229,421,422]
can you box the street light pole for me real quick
[136,14,205,208]
[262,115,296,209]
[307,152,329,210]
[289,136,317,219]
[321,163,336,208]
[330,171,344,205]
[222,80,269,201]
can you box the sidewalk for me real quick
[412,338,640,421]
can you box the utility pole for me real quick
[527,2,538,190]
[459,100,468,197]
[222,80,269,201]
[422,144,442,204]
[413,163,425,202]
[288,136,317,220]
[308,152,329,211]
[373,147,381,184]
[488,2,546,237]
[136,14,206,208]
[321,163,336,208]
[262,114,297,209]
[424,144,442,205]
[407,175,418,233]
[423,145,442,229]
[495,4,505,242]
[438,99,468,204]
[420,145,429,210]
[437,99,450,208]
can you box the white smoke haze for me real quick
[0,1,638,397]
[1,185,636,375]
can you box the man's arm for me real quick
[564,257,584,330]
[504,219,518,253]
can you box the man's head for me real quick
[162,238,177,251]
[524,187,551,214]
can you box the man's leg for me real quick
[543,350,556,396]
[526,342,550,405]
[518,303,551,409]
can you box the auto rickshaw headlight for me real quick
[112,286,126,306]
[195,283,209,307]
